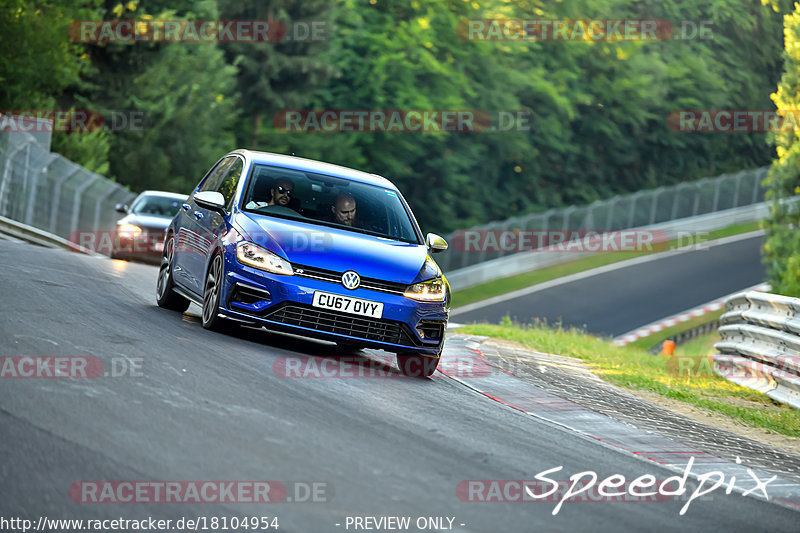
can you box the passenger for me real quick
[331,192,357,226]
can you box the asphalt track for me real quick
[1,239,797,532]
[451,233,766,336]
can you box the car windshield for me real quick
[241,164,422,244]
[131,195,184,217]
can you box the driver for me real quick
[247,180,294,209]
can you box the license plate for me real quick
[153,240,164,252]
[312,291,383,318]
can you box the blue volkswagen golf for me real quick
[156,150,450,377]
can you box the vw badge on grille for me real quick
[342,270,360,290]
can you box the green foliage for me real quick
[2,0,795,237]
[50,125,111,175]
[0,0,97,109]
[76,0,239,191]
[0,0,107,171]
[763,2,800,297]
[218,0,337,148]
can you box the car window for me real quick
[198,157,235,194]
[242,164,421,244]
[130,195,185,217]
[216,158,243,209]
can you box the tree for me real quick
[217,0,337,148]
[763,2,800,297]
[75,0,239,191]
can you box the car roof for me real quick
[231,149,397,190]
[138,190,189,199]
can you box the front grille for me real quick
[293,264,407,295]
[264,303,419,347]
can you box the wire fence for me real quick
[0,125,135,242]
[437,166,769,272]
[0,116,769,266]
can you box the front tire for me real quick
[156,235,190,312]
[201,254,228,331]
[396,353,439,378]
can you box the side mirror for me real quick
[426,233,448,253]
[194,191,228,216]
[115,203,128,214]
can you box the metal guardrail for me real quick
[714,291,800,409]
[0,215,100,255]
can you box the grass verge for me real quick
[451,221,761,308]
[625,308,725,351]
[457,321,800,438]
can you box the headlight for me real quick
[117,223,142,238]
[236,241,293,275]
[404,278,445,302]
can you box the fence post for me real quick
[649,187,663,225]
[69,173,101,238]
[752,169,761,203]
[627,192,642,228]
[732,171,743,208]
[93,183,126,232]
[0,140,31,218]
[711,175,722,212]
[49,167,81,234]
[605,196,618,231]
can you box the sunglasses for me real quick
[276,186,293,195]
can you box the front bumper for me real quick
[113,231,165,263]
[220,261,448,356]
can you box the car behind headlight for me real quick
[236,241,293,275]
[117,223,142,239]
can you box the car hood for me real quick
[233,212,428,284]
[118,214,173,231]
